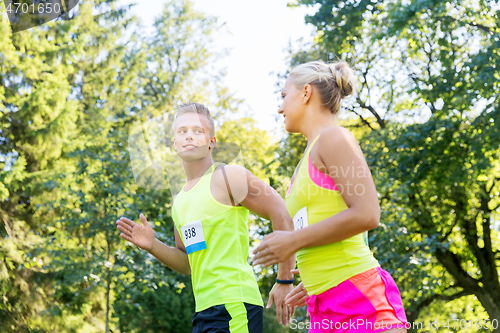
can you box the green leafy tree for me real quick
[285,0,500,327]
[0,0,126,329]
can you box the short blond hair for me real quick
[173,102,215,137]
[289,60,356,115]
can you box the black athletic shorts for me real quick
[192,302,263,333]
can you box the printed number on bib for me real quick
[181,220,207,254]
[293,206,309,231]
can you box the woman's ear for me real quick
[303,84,312,104]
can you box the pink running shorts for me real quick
[305,267,408,332]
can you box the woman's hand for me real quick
[285,269,308,308]
[252,230,297,267]
[116,213,155,251]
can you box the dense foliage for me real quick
[282,0,500,329]
[2,0,498,332]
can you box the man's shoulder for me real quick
[212,164,248,185]
[211,164,250,204]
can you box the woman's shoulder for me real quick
[317,125,357,149]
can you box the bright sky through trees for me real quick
[123,0,317,138]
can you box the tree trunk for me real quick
[435,248,500,329]
[475,289,500,332]
[105,267,111,333]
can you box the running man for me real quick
[116,102,295,333]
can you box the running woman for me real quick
[252,61,408,332]
[116,103,295,333]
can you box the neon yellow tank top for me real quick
[286,135,379,296]
[172,163,263,312]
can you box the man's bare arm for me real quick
[117,214,191,275]
[147,228,191,275]
[220,165,296,279]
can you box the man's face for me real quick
[173,113,215,162]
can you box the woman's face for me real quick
[278,76,305,133]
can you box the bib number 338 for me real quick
[181,220,207,254]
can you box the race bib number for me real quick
[181,220,207,254]
[293,207,309,231]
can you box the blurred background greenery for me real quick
[0,0,499,332]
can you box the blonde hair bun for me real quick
[328,62,355,99]
[290,60,356,115]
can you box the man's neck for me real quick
[182,155,214,182]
